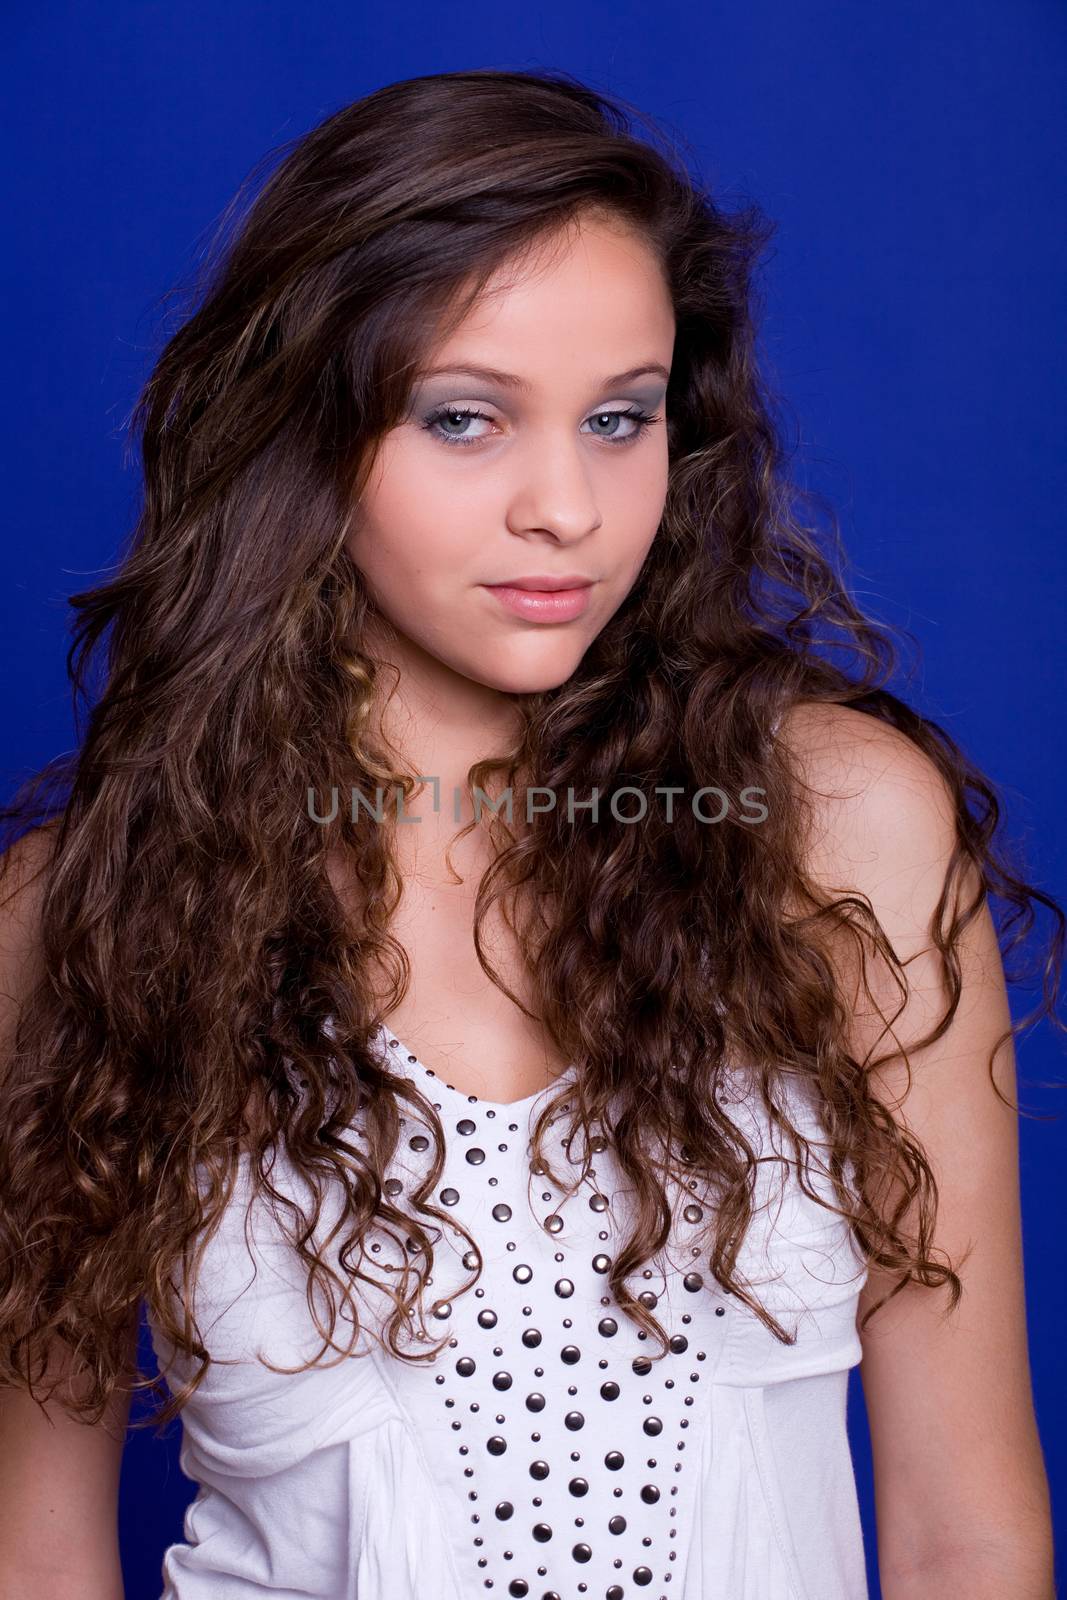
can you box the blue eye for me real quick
[420,405,661,449]
[422,406,495,446]
[584,407,661,444]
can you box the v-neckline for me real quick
[373,1024,577,1115]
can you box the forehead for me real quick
[424,217,675,379]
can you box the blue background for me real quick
[4,3,1064,1595]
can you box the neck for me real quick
[361,618,524,829]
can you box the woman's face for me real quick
[345,213,675,696]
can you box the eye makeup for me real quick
[419,403,663,450]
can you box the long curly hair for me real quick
[1,66,1063,1435]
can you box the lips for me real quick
[485,576,594,592]
[482,581,594,622]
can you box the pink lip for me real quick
[484,574,594,591]
[482,582,594,622]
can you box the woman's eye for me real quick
[582,407,660,444]
[420,404,661,449]
[421,406,496,446]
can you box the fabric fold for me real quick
[152,1042,871,1596]
[351,1418,467,1600]
[683,1384,805,1599]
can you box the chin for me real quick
[467,652,585,696]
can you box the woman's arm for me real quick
[0,825,135,1599]
[0,1313,136,1600]
[780,703,1055,1599]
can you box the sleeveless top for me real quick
[148,1022,871,1600]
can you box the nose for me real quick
[504,432,603,543]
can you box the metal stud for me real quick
[368,1027,742,1600]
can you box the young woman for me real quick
[0,68,1059,1600]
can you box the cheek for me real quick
[347,476,477,616]
[604,452,668,556]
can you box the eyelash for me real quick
[420,404,662,449]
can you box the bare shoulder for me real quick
[776,698,956,826]
[773,696,978,1088]
[0,817,61,903]
[0,822,62,1057]
[776,710,1055,1578]
[775,699,961,919]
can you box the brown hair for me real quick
[1,66,1062,1432]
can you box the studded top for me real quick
[150,1025,871,1600]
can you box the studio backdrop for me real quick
[3,4,1064,1597]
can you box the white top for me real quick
[149,1025,870,1599]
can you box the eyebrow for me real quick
[414,362,671,392]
